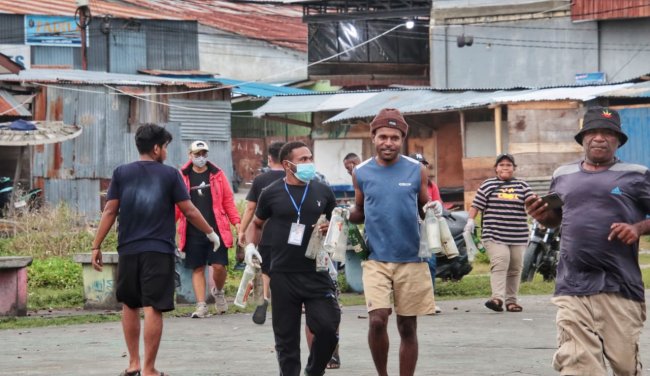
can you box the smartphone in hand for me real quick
[540,192,563,209]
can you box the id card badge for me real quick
[288,222,306,245]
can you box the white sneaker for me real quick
[212,288,228,314]
[435,305,442,314]
[191,302,209,318]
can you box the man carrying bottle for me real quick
[349,108,441,376]
[245,141,340,376]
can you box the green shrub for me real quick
[28,257,82,289]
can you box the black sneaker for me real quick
[252,299,269,325]
[233,262,246,271]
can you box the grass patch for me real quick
[0,312,121,330]
[28,287,84,310]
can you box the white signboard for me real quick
[314,138,363,186]
[0,44,30,68]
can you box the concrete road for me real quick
[0,294,618,376]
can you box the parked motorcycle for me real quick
[0,176,43,217]
[434,210,473,281]
[520,220,560,282]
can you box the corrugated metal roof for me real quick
[138,70,313,97]
[598,81,650,98]
[212,78,313,98]
[252,83,635,123]
[0,1,307,52]
[0,69,218,87]
[253,92,380,116]
[492,84,632,103]
[121,0,307,52]
[0,0,185,20]
[0,90,31,116]
[326,84,632,122]
[324,90,507,123]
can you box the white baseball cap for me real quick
[190,140,209,153]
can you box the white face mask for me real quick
[192,156,207,168]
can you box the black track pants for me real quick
[270,271,341,376]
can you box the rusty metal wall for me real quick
[572,0,650,21]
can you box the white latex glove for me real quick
[340,207,350,221]
[464,218,475,234]
[423,200,443,217]
[245,243,263,265]
[206,231,221,252]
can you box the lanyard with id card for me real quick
[285,181,309,246]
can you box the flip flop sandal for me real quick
[484,298,504,312]
[506,303,523,312]
[326,354,340,369]
[119,370,140,376]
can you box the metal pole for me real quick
[80,9,88,70]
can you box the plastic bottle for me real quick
[250,258,264,306]
[347,223,369,260]
[438,216,459,259]
[234,263,256,308]
[305,214,327,259]
[331,219,348,263]
[472,231,487,254]
[323,208,345,253]
[463,230,479,262]
[424,209,442,255]
[316,248,330,272]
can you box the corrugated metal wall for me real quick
[0,15,24,43]
[0,16,198,74]
[169,99,233,180]
[572,0,650,21]
[146,20,199,71]
[31,46,82,69]
[32,86,177,217]
[617,107,650,168]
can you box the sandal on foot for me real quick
[118,370,140,376]
[484,298,504,312]
[326,354,340,369]
[506,303,523,312]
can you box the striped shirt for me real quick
[471,177,532,245]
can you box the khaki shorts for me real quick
[552,293,646,376]
[362,260,435,316]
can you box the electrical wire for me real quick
[0,93,37,116]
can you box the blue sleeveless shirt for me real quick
[355,155,422,262]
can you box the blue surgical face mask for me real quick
[288,161,316,183]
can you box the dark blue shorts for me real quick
[183,235,228,270]
[116,252,175,312]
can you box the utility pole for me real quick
[75,0,91,70]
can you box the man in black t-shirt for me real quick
[238,141,285,324]
[245,141,340,376]
[176,140,241,318]
[91,124,219,376]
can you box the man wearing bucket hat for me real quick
[525,107,650,375]
[348,108,438,376]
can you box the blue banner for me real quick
[24,15,82,47]
[575,72,606,85]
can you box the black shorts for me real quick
[116,252,175,312]
[183,235,228,270]
[258,244,271,274]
